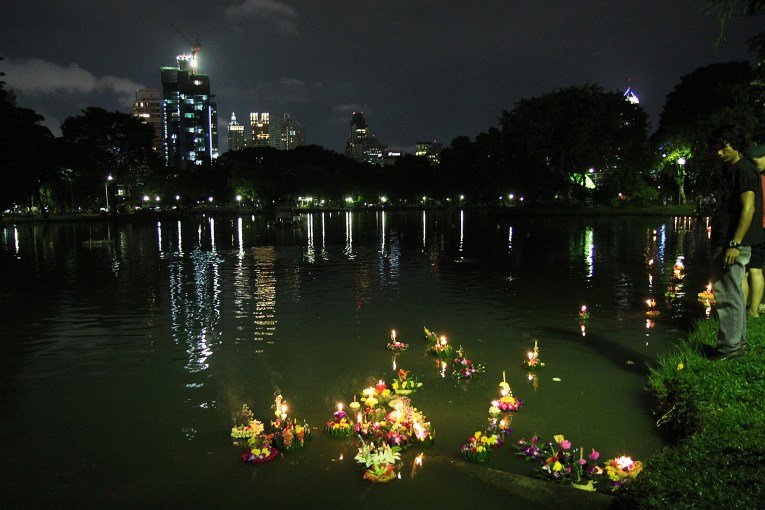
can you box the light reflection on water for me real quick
[0,212,715,507]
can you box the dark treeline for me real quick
[1,28,763,214]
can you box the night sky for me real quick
[1,1,762,153]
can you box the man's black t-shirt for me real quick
[711,158,763,247]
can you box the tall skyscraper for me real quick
[227,112,245,152]
[345,112,386,164]
[415,141,443,166]
[160,54,219,169]
[132,89,163,152]
[269,113,305,150]
[250,112,270,147]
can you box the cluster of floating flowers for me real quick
[515,434,641,492]
[230,396,311,465]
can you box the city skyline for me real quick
[1,1,762,154]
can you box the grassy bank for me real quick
[614,317,765,508]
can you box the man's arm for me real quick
[744,145,765,172]
[725,190,756,266]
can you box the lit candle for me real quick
[280,403,288,421]
[391,329,396,341]
[375,380,386,393]
[439,336,447,346]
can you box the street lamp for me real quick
[105,175,113,210]
[677,157,687,205]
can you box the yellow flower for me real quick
[552,461,563,472]
[553,434,565,444]
[474,431,482,439]
[677,362,684,370]
[477,446,486,452]
[381,389,391,397]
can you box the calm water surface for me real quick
[0,211,712,508]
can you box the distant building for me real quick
[227,112,245,152]
[345,111,387,165]
[269,113,305,150]
[415,141,442,166]
[624,86,639,104]
[132,89,163,152]
[160,54,219,169]
[250,112,270,147]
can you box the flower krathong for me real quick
[355,442,402,483]
[391,369,423,395]
[326,403,355,438]
[604,456,643,492]
[424,327,453,358]
[460,431,501,463]
[386,329,409,352]
[516,434,604,489]
[578,305,590,322]
[452,346,485,379]
[270,394,311,451]
[231,403,279,465]
[522,339,545,370]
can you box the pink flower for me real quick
[560,440,571,450]
[588,449,600,460]
[577,458,587,465]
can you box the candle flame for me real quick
[337,403,343,412]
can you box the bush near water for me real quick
[615,318,765,509]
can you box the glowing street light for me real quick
[105,175,113,210]
[208,196,214,203]
[142,195,150,203]
[236,195,242,202]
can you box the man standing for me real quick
[708,126,763,361]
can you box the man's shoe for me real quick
[708,347,748,361]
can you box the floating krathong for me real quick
[697,282,715,305]
[578,305,590,322]
[460,431,501,463]
[271,394,311,450]
[491,372,523,412]
[452,345,485,379]
[391,369,423,395]
[429,335,454,358]
[230,403,281,465]
[355,442,401,482]
[645,298,660,317]
[604,455,643,492]
[326,403,355,438]
[522,339,545,370]
[386,329,409,352]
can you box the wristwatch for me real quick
[728,240,741,249]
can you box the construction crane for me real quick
[171,23,201,64]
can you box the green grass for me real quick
[614,317,765,509]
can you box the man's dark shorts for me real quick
[747,243,765,271]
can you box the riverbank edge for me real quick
[614,317,765,508]
[0,205,697,225]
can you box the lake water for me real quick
[0,211,712,508]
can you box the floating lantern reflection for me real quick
[673,257,685,281]
[698,282,715,305]
[645,298,660,317]
[527,372,539,391]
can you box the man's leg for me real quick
[712,246,751,353]
[748,268,764,317]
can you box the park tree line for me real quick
[2,3,763,214]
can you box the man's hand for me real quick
[725,247,740,267]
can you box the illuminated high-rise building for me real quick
[345,111,386,164]
[250,112,270,147]
[161,53,219,169]
[269,113,305,150]
[227,112,245,152]
[415,140,443,166]
[132,89,163,152]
